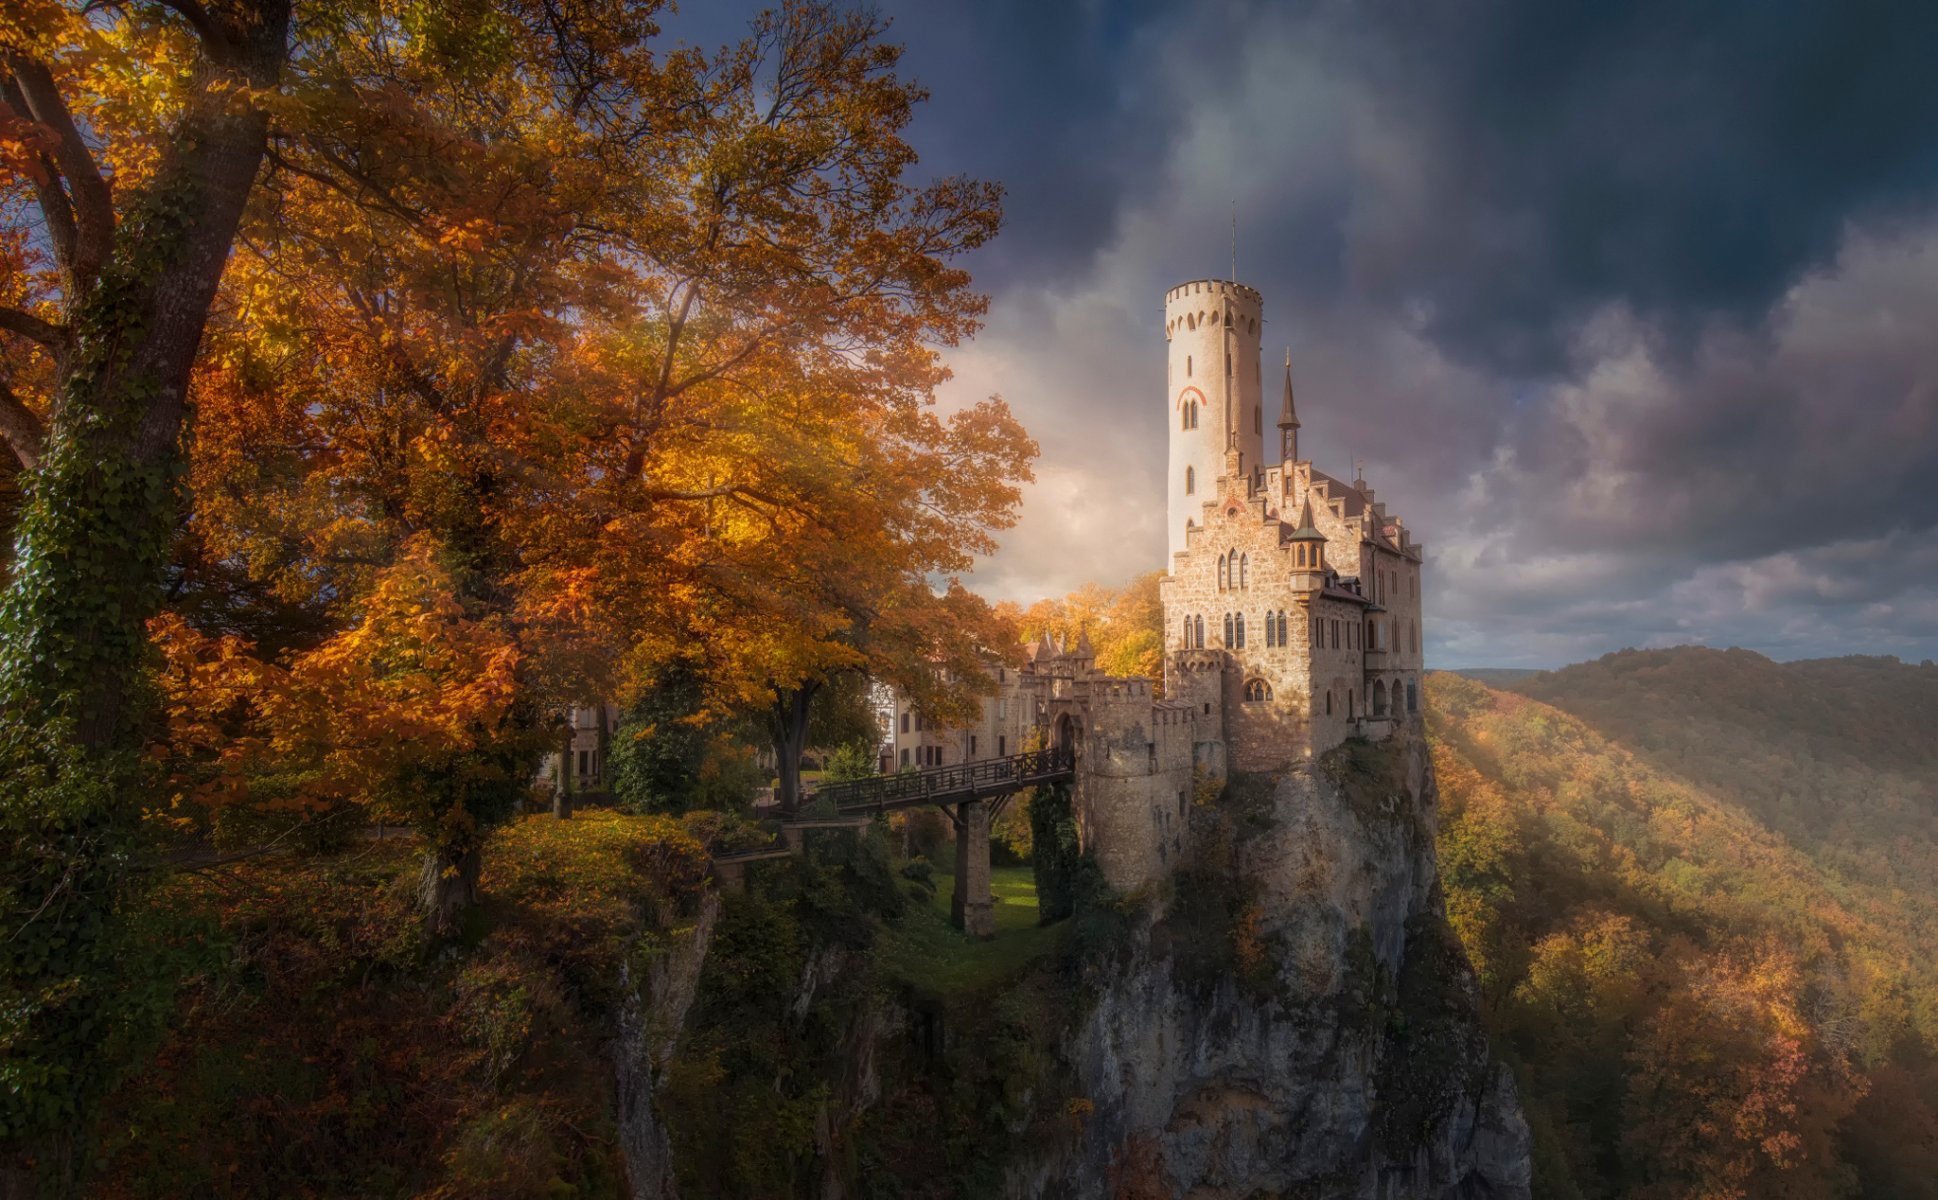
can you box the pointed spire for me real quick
[1277,349,1300,430]
[1075,623,1095,658]
[1033,629,1055,661]
[1288,496,1326,541]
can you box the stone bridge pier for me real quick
[949,798,994,938]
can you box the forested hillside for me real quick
[1429,653,1938,1199]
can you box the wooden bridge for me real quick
[810,746,1076,816]
[713,748,1076,939]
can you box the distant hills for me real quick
[1439,666,1545,686]
[1428,647,1938,1199]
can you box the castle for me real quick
[892,277,1426,896]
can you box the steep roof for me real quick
[1308,468,1368,517]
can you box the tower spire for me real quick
[1277,348,1300,462]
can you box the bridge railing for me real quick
[810,746,1075,813]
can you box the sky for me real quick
[671,1,1938,669]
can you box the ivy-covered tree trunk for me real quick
[0,6,291,1185]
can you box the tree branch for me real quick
[0,306,68,350]
[154,0,223,47]
[4,55,113,288]
[0,377,46,470]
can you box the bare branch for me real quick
[0,377,46,469]
[4,55,114,288]
[0,306,68,350]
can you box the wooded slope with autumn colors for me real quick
[1,1,1036,1191]
[1430,653,1938,1200]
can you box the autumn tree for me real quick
[1005,569,1168,684]
[1,0,291,1177]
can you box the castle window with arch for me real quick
[1409,620,1418,655]
[1182,615,1192,648]
[1265,615,1275,647]
[1235,612,1246,648]
[1223,613,1234,646]
[1244,679,1272,702]
[1217,555,1226,590]
[1186,466,1195,495]
[1239,553,1248,588]
[1277,611,1288,646]
[1194,614,1204,648]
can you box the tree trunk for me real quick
[0,6,292,1178]
[554,717,575,820]
[594,703,610,797]
[770,684,817,816]
[419,843,482,937]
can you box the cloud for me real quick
[682,0,1938,668]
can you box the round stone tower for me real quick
[1165,279,1264,560]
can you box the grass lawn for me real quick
[875,864,1065,995]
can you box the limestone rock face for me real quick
[616,891,720,1200]
[1008,736,1532,1199]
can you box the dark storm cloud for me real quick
[867,0,1192,288]
[1313,0,1938,374]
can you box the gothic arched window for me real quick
[1244,679,1272,702]
[1182,615,1192,648]
[1223,613,1234,647]
[1194,614,1204,648]
[1216,554,1226,590]
[1264,615,1275,647]
[1277,611,1288,646]
[1240,554,1248,589]
[1235,612,1246,648]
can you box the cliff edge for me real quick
[1008,735,1531,1198]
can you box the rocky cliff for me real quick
[628,734,1530,1199]
[1007,735,1530,1198]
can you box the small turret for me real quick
[1289,497,1327,593]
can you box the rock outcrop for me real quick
[1008,735,1531,1198]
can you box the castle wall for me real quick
[1065,678,1196,894]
